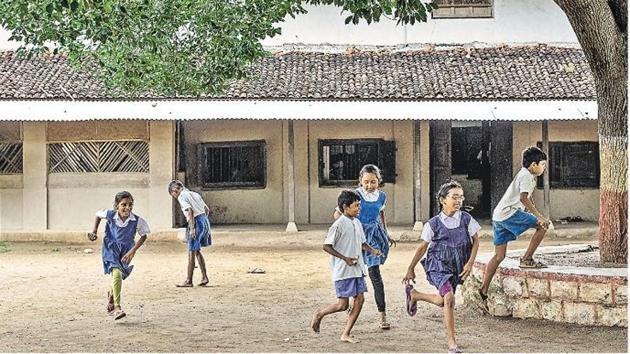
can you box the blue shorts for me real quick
[492,210,538,246]
[334,276,367,298]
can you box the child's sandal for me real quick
[519,257,547,268]
[106,291,115,314]
[113,308,126,320]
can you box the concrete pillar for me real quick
[542,120,551,218]
[420,121,431,222]
[149,121,175,229]
[22,122,47,230]
[285,120,298,232]
[413,120,423,231]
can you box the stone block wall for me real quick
[463,247,627,327]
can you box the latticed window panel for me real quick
[0,143,23,174]
[48,141,149,173]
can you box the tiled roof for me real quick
[0,45,595,101]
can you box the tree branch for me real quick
[608,0,627,35]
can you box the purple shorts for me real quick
[439,282,454,296]
[334,277,368,298]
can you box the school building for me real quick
[0,43,599,233]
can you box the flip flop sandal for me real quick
[519,257,548,269]
[113,309,126,320]
[247,268,266,274]
[175,282,193,288]
[448,346,463,353]
[405,284,417,317]
[380,321,391,330]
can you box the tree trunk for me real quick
[554,0,627,263]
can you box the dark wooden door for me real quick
[430,120,452,215]
[489,121,513,213]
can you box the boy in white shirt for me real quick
[168,180,212,288]
[479,147,550,305]
[311,190,382,343]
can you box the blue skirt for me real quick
[362,222,389,267]
[102,238,134,280]
[187,214,211,251]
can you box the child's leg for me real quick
[480,244,507,295]
[111,268,123,308]
[195,250,209,285]
[177,251,195,286]
[523,225,547,260]
[311,297,350,333]
[442,291,458,349]
[410,288,445,307]
[341,293,364,343]
[367,265,387,315]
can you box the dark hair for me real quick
[358,164,382,183]
[337,189,361,212]
[522,146,547,168]
[113,191,134,208]
[436,180,463,208]
[168,180,184,193]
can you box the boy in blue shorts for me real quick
[479,147,550,303]
[311,189,382,343]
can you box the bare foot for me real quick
[310,310,321,333]
[340,334,360,343]
[198,278,209,286]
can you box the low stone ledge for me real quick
[463,244,627,327]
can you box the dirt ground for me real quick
[0,232,626,353]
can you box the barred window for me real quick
[0,143,23,174]
[319,139,396,186]
[432,0,493,18]
[197,141,266,189]
[48,141,149,173]
[537,142,599,188]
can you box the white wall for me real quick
[1,0,578,51]
[263,0,578,46]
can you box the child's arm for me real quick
[87,216,101,241]
[402,241,429,284]
[204,205,210,217]
[333,209,342,220]
[459,233,480,280]
[380,210,397,247]
[520,192,550,228]
[122,235,147,264]
[323,244,358,266]
[362,242,382,257]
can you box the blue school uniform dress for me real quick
[421,212,474,294]
[356,188,389,267]
[102,210,140,280]
[187,214,211,251]
[177,189,211,251]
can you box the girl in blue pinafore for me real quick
[87,191,150,321]
[334,164,396,330]
[402,180,481,353]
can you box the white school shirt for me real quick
[177,189,208,222]
[421,211,481,243]
[492,167,537,222]
[96,210,151,236]
[324,215,368,281]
